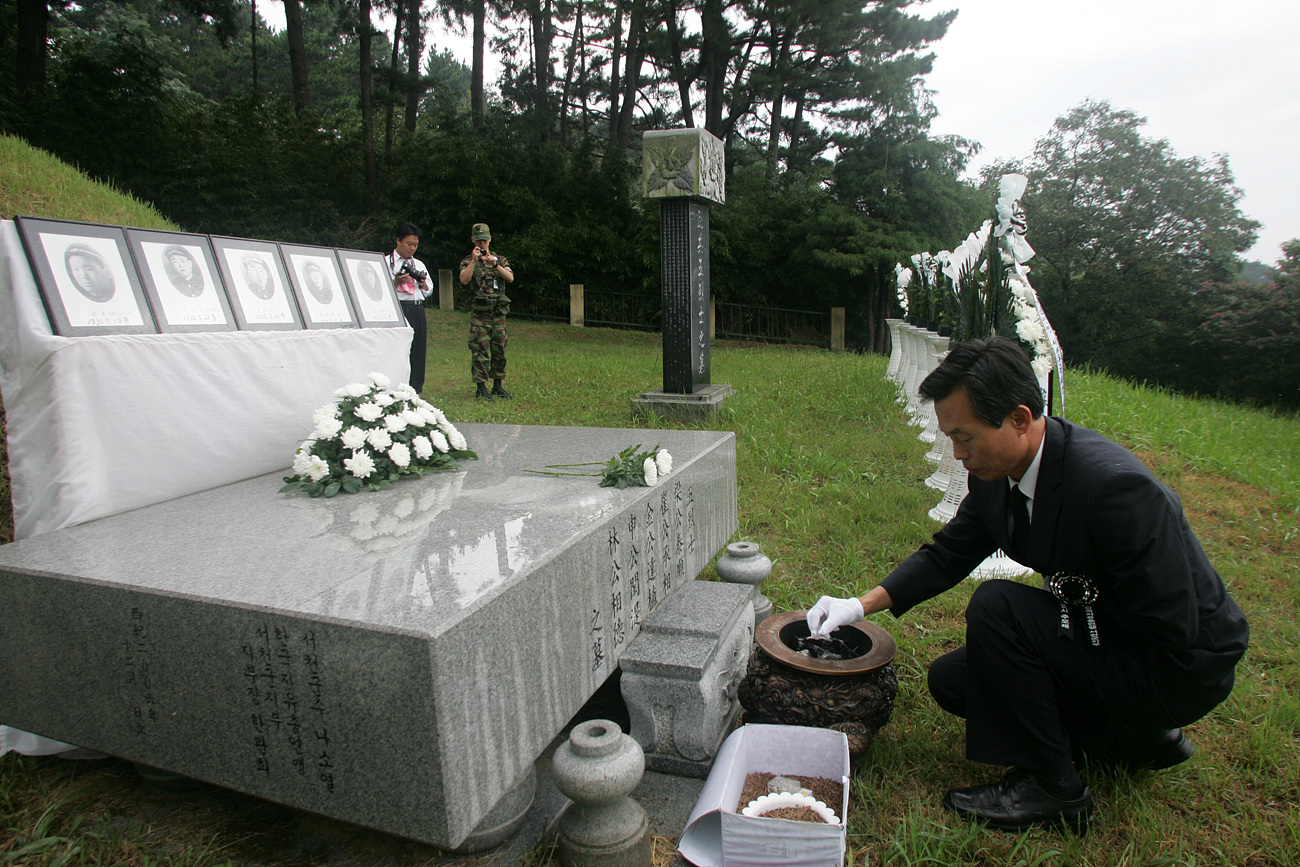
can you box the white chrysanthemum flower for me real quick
[1032,355,1053,379]
[643,457,659,487]
[412,435,434,459]
[366,428,393,451]
[655,449,673,476]
[388,442,411,468]
[430,430,450,453]
[374,391,396,407]
[306,456,330,482]
[354,402,384,422]
[402,409,426,427]
[384,413,408,433]
[312,404,339,425]
[369,371,392,388]
[293,449,315,477]
[312,416,344,439]
[334,382,371,399]
[393,496,415,519]
[344,451,376,479]
[393,384,418,400]
[440,422,466,450]
[417,406,440,425]
[340,426,367,450]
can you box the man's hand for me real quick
[806,595,865,637]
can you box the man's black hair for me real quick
[396,221,422,240]
[918,336,1044,427]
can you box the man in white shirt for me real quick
[387,222,432,392]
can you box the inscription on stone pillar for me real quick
[661,199,711,393]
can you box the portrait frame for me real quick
[14,216,157,336]
[209,236,303,331]
[335,248,405,328]
[124,228,237,333]
[280,244,359,330]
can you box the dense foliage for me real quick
[1,2,1293,405]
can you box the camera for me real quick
[397,261,427,282]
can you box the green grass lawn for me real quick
[3,314,1298,866]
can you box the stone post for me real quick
[438,269,454,311]
[551,719,651,867]
[632,128,733,422]
[571,284,585,326]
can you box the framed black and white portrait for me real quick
[15,216,157,336]
[124,229,236,333]
[280,244,358,329]
[209,236,303,330]
[336,249,404,327]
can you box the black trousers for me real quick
[927,580,1214,775]
[401,301,427,392]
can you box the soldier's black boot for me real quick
[475,382,493,400]
[491,379,513,399]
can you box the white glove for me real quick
[806,596,865,637]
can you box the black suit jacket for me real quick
[881,417,1248,705]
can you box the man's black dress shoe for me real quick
[1089,727,1195,773]
[944,769,1093,835]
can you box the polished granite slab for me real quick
[0,423,737,850]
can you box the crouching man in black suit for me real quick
[808,336,1248,835]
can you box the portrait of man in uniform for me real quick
[162,245,205,297]
[64,243,116,303]
[242,254,274,301]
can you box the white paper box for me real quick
[678,724,850,867]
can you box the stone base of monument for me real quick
[631,384,734,422]
[0,423,738,852]
[619,580,754,778]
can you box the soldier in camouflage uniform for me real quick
[458,222,514,400]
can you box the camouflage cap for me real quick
[471,222,492,240]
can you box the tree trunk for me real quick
[471,0,486,127]
[531,0,554,142]
[663,3,695,128]
[404,0,423,132]
[359,0,378,210]
[765,34,789,173]
[384,0,404,164]
[15,0,48,95]
[283,0,311,114]
[700,0,727,138]
[250,0,259,96]
[558,0,584,145]
[614,0,646,152]
[608,3,623,142]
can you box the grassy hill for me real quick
[1,140,1298,866]
[0,134,178,230]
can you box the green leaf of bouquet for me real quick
[449,449,479,460]
[341,476,362,493]
[323,481,342,497]
[279,480,303,493]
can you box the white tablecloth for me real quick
[0,220,412,755]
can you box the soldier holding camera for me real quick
[458,222,514,400]
[387,221,432,392]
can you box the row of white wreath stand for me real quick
[886,319,1032,580]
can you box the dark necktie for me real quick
[1008,486,1031,553]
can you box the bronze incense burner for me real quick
[737,610,899,757]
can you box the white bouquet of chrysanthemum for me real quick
[281,372,477,497]
[525,444,673,489]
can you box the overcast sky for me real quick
[924,0,1299,264]
[265,0,1297,264]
